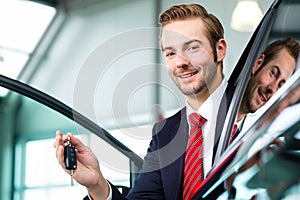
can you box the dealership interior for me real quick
[0,0,299,199]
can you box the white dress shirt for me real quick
[186,79,227,178]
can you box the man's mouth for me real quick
[179,71,198,78]
[258,88,267,103]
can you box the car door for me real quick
[196,0,300,199]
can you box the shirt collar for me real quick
[186,78,227,124]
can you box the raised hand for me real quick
[54,130,110,200]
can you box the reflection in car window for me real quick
[215,68,300,199]
[207,0,300,195]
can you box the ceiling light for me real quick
[231,1,263,32]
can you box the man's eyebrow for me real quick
[184,39,201,46]
[161,46,173,52]
[162,39,201,52]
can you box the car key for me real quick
[64,137,77,186]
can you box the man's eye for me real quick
[270,70,275,76]
[187,45,199,52]
[278,81,284,88]
[270,69,279,78]
[165,52,175,58]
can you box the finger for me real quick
[55,130,65,161]
[56,145,65,167]
[55,130,62,154]
[66,132,88,152]
[55,130,64,147]
[55,131,71,174]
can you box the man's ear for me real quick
[216,39,227,62]
[252,54,265,75]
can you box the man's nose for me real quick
[266,81,279,96]
[175,53,189,68]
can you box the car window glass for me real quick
[205,0,300,198]
[9,92,131,199]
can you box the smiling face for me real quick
[241,48,296,116]
[161,18,226,108]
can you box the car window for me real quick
[210,68,300,199]
[11,91,133,199]
[202,0,300,198]
[197,1,300,199]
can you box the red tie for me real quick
[229,124,239,144]
[183,113,206,200]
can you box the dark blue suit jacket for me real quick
[110,103,232,199]
[108,108,188,199]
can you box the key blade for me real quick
[70,169,74,186]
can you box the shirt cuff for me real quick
[86,180,112,200]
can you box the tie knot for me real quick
[232,124,238,135]
[229,123,239,144]
[189,113,206,128]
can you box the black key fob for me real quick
[64,141,77,170]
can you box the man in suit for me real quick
[55,3,228,200]
[229,38,299,146]
[223,38,299,199]
[211,39,299,192]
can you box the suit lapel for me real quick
[159,108,189,199]
[213,83,235,164]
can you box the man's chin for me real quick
[249,104,263,114]
[247,103,260,114]
[179,86,199,96]
[183,91,199,96]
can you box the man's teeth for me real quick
[259,90,266,102]
[181,73,194,78]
